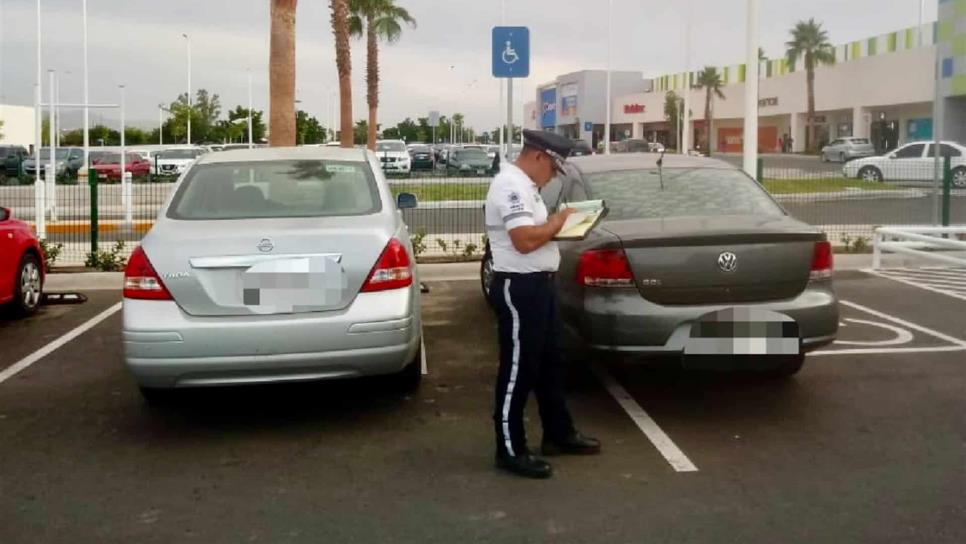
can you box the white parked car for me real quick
[843,141,966,187]
[821,137,875,163]
[156,147,207,176]
[375,140,411,174]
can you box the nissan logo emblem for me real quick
[256,238,275,253]
[717,252,738,273]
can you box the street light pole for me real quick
[604,0,613,155]
[743,0,760,177]
[83,0,90,170]
[183,33,192,145]
[682,0,692,155]
[247,69,254,148]
[35,0,45,239]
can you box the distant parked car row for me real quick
[843,140,966,188]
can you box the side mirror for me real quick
[889,153,897,159]
[0,207,9,221]
[396,192,418,210]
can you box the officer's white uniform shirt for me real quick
[485,163,560,273]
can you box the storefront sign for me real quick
[540,88,557,128]
[623,104,646,114]
[758,97,779,108]
[560,83,578,117]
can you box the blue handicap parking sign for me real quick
[492,27,529,78]
[584,122,593,132]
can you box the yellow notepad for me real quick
[554,200,608,241]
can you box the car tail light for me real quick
[810,241,834,281]
[361,238,413,292]
[123,246,173,300]
[576,249,635,288]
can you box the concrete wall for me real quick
[0,105,36,147]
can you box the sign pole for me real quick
[742,0,760,177]
[507,79,513,157]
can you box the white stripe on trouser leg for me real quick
[501,279,521,457]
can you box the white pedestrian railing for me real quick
[873,226,966,269]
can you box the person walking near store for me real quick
[484,129,601,480]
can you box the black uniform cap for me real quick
[522,129,574,168]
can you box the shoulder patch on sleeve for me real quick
[507,190,526,213]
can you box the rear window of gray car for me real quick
[167,160,382,220]
[585,168,784,221]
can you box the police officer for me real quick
[485,129,600,479]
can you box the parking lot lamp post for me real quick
[247,69,254,149]
[121,85,132,225]
[604,0,613,154]
[183,33,191,145]
[83,0,90,170]
[35,0,45,239]
[743,0,760,177]
[48,69,57,221]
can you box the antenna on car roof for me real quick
[657,148,667,190]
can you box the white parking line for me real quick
[0,303,123,386]
[811,299,966,356]
[862,268,966,302]
[591,364,699,473]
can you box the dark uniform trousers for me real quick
[490,271,575,458]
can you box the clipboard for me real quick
[553,200,609,241]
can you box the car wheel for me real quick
[821,153,829,163]
[952,167,966,189]
[391,345,423,392]
[12,252,43,317]
[480,244,494,307]
[859,166,883,183]
[839,153,846,163]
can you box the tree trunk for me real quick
[331,0,353,148]
[269,0,297,147]
[366,15,379,151]
[806,52,816,154]
[704,88,713,156]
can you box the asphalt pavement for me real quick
[2,271,965,543]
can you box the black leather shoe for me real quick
[495,453,553,479]
[542,431,601,456]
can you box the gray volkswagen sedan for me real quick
[123,147,423,402]
[481,154,839,376]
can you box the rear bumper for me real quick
[123,288,421,388]
[568,280,838,357]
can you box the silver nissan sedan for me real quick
[122,147,422,402]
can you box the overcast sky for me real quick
[0,0,938,132]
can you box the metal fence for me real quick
[0,154,962,268]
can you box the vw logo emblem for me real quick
[717,252,738,273]
[256,238,275,253]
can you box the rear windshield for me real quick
[455,149,488,160]
[167,160,381,220]
[585,167,784,221]
[376,142,406,152]
[160,149,205,160]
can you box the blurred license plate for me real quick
[241,256,346,314]
[98,174,108,180]
[684,308,800,356]
[476,169,485,175]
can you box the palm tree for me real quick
[269,0,297,146]
[349,0,415,150]
[786,18,835,153]
[331,0,354,148]
[663,91,680,151]
[696,67,725,156]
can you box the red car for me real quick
[91,152,151,182]
[0,207,45,316]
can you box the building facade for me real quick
[526,19,965,155]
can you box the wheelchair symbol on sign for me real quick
[502,41,519,65]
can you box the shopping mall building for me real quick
[526,4,966,155]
